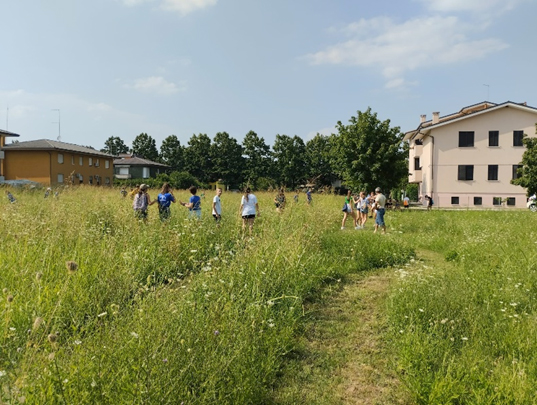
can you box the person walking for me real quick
[373,187,387,234]
[180,186,202,219]
[274,188,286,212]
[240,187,259,236]
[133,184,154,222]
[156,182,176,221]
[212,187,223,224]
[341,189,357,230]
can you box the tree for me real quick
[132,133,159,161]
[101,136,129,156]
[305,133,335,187]
[272,134,307,188]
[210,132,244,187]
[242,130,273,187]
[160,135,184,172]
[511,126,537,195]
[183,133,212,183]
[333,107,407,193]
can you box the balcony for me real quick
[114,173,132,179]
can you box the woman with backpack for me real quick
[133,184,155,221]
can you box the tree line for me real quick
[102,108,409,193]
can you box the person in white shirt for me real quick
[212,188,223,224]
[374,187,387,234]
[239,187,259,236]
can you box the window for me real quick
[79,157,83,166]
[57,173,64,183]
[105,160,110,169]
[512,165,522,180]
[493,197,502,206]
[507,197,516,206]
[414,157,421,170]
[458,165,474,181]
[95,159,100,167]
[451,196,459,205]
[89,176,93,185]
[119,167,129,175]
[71,155,75,165]
[489,131,499,146]
[458,131,474,147]
[488,165,498,181]
[58,154,64,164]
[474,197,482,205]
[513,130,524,146]
[142,167,150,178]
[89,157,93,166]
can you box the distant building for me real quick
[113,154,169,180]
[0,129,20,182]
[2,139,115,186]
[404,101,537,208]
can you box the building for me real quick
[2,139,115,186]
[0,129,20,182]
[404,101,537,208]
[113,154,169,180]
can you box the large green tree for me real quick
[210,132,244,187]
[132,133,159,161]
[511,126,537,195]
[272,134,307,188]
[305,133,336,187]
[160,135,184,172]
[333,107,407,193]
[183,133,212,183]
[101,136,129,156]
[242,130,273,187]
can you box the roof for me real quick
[404,101,537,141]
[2,139,114,157]
[113,156,169,168]
[0,129,20,137]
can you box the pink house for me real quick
[404,101,537,208]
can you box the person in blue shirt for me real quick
[157,182,176,221]
[180,185,201,219]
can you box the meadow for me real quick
[0,187,536,404]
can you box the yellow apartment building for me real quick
[2,139,115,186]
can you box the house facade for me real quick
[0,129,20,182]
[2,139,115,186]
[405,101,537,208]
[113,155,169,180]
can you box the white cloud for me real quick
[304,16,508,88]
[125,76,186,95]
[160,0,217,14]
[121,0,155,6]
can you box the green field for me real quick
[1,187,536,404]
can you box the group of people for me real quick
[341,187,387,234]
[130,184,260,235]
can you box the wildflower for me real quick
[163,358,168,363]
[32,317,44,331]
[48,333,58,343]
[48,353,55,361]
[74,340,82,345]
[190,250,197,253]
[130,332,139,339]
[97,312,107,318]
[440,319,448,324]
[214,330,220,336]
[66,261,78,274]
[7,295,14,303]
[9,327,16,331]
[0,371,6,377]
[418,308,424,312]
[268,323,275,328]
[461,337,468,341]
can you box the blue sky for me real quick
[1,0,536,150]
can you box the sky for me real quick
[1,0,536,151]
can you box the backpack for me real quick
[133,193,148,211]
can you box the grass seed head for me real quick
[48,333,58,343]
[32,317,44,331]
[7,294,14,303]
[66,261,78,274]
[35,272,43,281]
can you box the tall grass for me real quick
[388,210,537,404]
[0,187,412,403]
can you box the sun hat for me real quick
[139,184,148,191]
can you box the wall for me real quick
[4,150,51,184]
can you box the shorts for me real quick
[360,207,368,214]
[375,208,386,226]
[189,209,201,219]
[242,214,256,219]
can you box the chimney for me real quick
[432,111,440,124]
[420,114,426,124]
